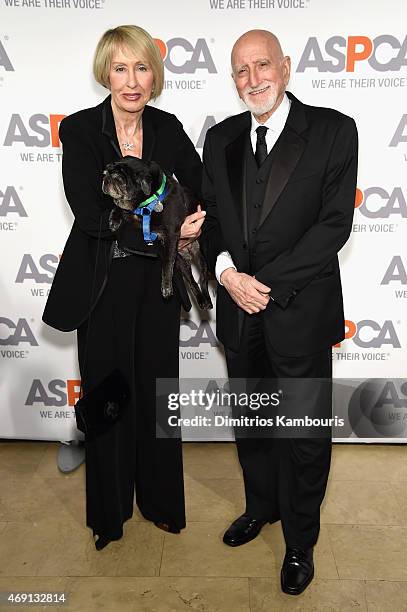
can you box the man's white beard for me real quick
[242,82,278,117]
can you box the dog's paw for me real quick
[198,297,213,310]
[161,283,174,299]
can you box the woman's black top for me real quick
[42,95,203,332]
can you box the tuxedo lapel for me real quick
[225,112,251,239]
[258,93,308,229]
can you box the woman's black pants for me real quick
[77,255,185,539]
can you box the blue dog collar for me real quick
[133,174,168,244]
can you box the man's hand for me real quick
[178,205,206,250]
[220,268,271,314]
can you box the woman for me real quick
[43,25,204,550]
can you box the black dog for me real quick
[102,156,212,310]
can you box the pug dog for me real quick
[102,156,212,310]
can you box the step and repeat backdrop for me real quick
[1,0,406,442]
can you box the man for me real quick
[200,30,358,595]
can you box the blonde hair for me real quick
[93,25,164,99]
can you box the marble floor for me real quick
[0,440,406,611]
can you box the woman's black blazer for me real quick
[42,95,203,331]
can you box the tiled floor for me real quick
[0,441,406,611]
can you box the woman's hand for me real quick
[178,205,206,250]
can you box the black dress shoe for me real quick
[281,546,314,595]
[223,513,268,547]
[94,535,112,551]
[95,534,122,550]
[92,529,122,551]
[154,521,180,534]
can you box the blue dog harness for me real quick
[133,173,168,244]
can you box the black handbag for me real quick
[74,369,129,436]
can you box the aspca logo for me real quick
[381,256,407,285]
[335,319,401,348]
[349,379,407,438]
[296,35,407,73]
[0,39,13,72]
[374,380,407,410]
[3,114,65,147]
[180,320,219,348]
[0,317,38,347]
[154,38,216,74]
[355,187,407,219]
[15,254,60,284]
[196,115,217,149]
[0,187,27,217]
[389,115,407,147]
[25,379,81,407]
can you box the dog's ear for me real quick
[140,179,151,196]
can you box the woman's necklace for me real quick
[116,117,142,152]
[122,140,134,151]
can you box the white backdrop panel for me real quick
[1,0,406,441]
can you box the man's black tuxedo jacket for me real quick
[200,91,358,357]
[42,95,202,332]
